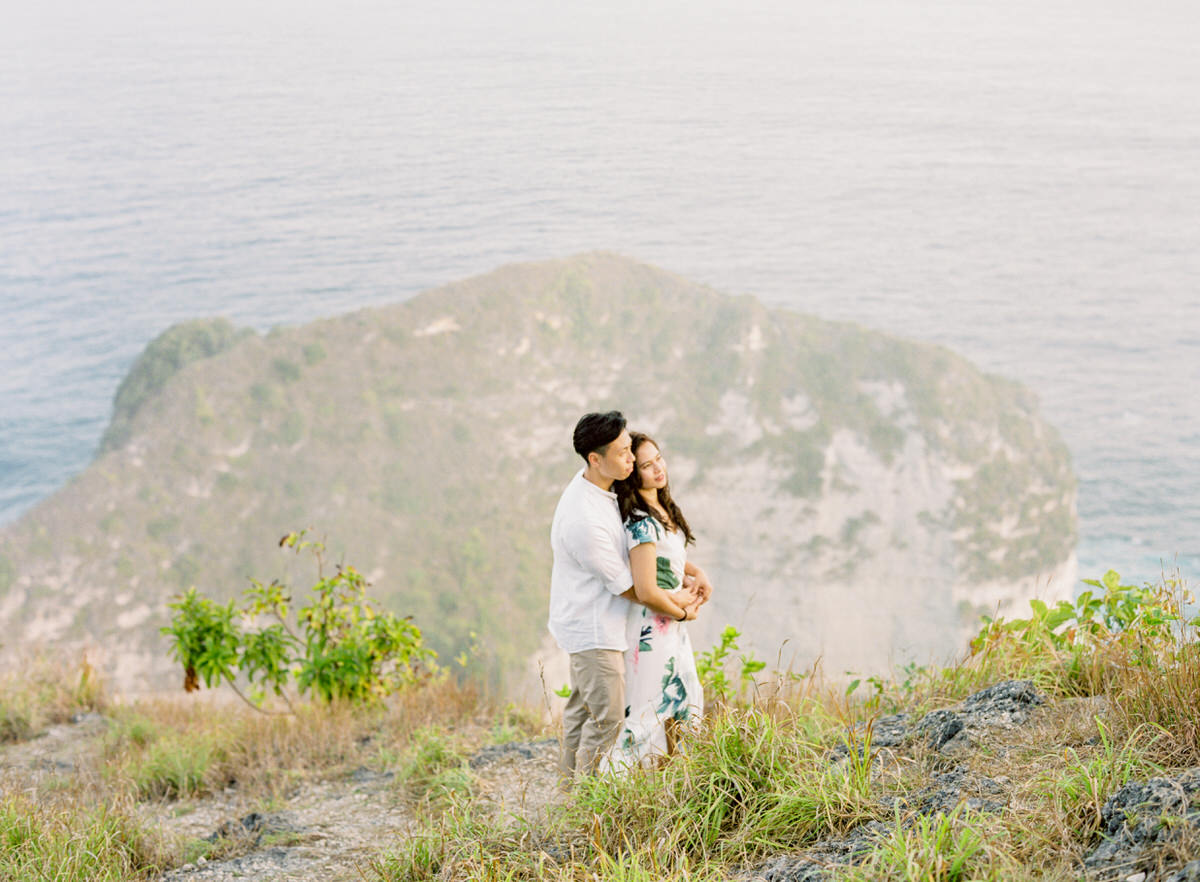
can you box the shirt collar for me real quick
[576,467,618,500]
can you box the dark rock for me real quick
[70,711,106,726]
[743,821,890,881]
[348,765,394,784]
[900,680,1044,756]
[468,737,556,770]
[37,758,75,773]
[1084,768,1200,879]
[205,811,302,844]
[749,854,831,881]
[904,767,1005,817]
[1099,772,1200,839]
[915,709,965,751]
[535,837,589,864]
[959,680,1043,728]
[868,714,910,748]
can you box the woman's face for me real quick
[635,441,668,490]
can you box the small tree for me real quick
[162,531,435,712]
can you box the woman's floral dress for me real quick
[601,512,703,771]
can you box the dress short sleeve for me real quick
[625,515,661,549]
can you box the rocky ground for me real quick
[742,682,1200,882]
[5,681,1200,880]
[0,713,561,882]
[150,737,563,881]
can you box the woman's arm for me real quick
[622,543,695,620]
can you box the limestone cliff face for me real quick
[0,254,1076,695]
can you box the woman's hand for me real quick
[683,566,714,605]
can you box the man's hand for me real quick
[679,575,700,604]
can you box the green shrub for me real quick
[967,569,1192,697]
[161,531,436,709]
[103,711,160,753]
[101,318,246,451]
[302,341,327,365]
[696,626,765,707]
[272,357,301,383]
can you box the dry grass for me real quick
[0,652,106,742]
[0,789,173,881]
[99,674,490,802]
[9,574,1200,880]
[1108,639,1200,766]
[0,662,508,878]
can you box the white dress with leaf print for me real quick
[601,512,703,771]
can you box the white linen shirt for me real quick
[548,469,634,653]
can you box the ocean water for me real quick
[1,0,1197,587]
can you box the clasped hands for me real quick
[677,568,713,621]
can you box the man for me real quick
[548,411,709,780]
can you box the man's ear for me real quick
[586,450,600,469]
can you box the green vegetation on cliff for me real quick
[2,571,1198,880]
[101,317,251,452]
[0,254,1077,693]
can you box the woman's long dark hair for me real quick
[614,432,695,546]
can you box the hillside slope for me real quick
[0,254,1076,693]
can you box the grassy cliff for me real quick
[2,572,1199,881]
[0,254,1076,691]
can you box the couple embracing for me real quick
[549,411,715,780]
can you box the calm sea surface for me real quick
[2,0,1197,585]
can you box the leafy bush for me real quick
[161,531,436,710]
[696,626,766,707]
[967,570,1194,696]
[973,570,1189,657]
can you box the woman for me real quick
[602,432,706,770]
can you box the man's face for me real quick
[590,429,635,482]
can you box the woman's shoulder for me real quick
[624,511,661,545]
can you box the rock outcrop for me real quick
[1086,768,1200,881]
[0,254,1077,696]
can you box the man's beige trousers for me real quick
[559,648,625,778]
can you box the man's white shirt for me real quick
[548,469,634,653]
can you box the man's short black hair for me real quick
[573,411,627,462]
